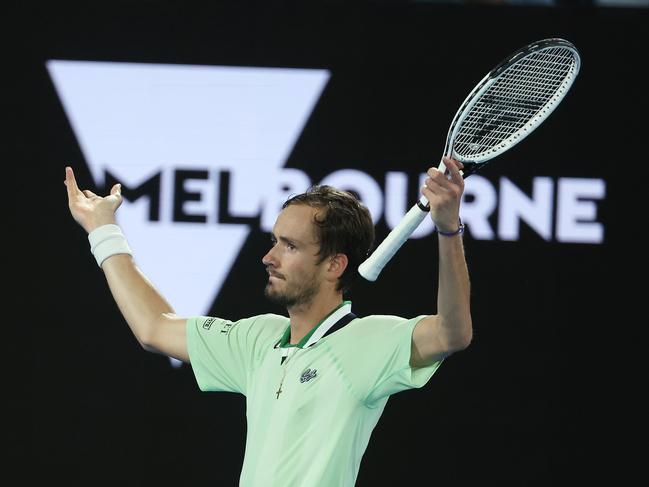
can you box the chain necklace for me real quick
[276,348,298,399]
[272,301,354,399]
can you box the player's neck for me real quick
[287,293,344,345]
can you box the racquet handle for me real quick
[358,159,448,282]
[358,197,430,281]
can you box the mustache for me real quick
[266,268,285,280]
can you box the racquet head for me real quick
[358,38,581,282]
[444,38,581,178]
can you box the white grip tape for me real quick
[358,203,429,281]
[87,224,133,268]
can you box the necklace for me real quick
[273,301,355,399]
[276,348,298,399]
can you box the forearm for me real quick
[65,168,183,355]
[101,254,176,348]
[436,235,472,349]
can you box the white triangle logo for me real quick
[48,60,330,365]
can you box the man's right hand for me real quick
[64,166,123,234]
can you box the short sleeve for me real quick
[363,315,443,407]
[186,315,260,395]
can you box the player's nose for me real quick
[262,246,278,267]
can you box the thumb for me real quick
[110,183,124,211]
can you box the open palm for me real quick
[64,166,123,234]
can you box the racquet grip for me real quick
[358,202,429,281]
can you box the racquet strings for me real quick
[453,46,578,160]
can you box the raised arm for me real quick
[410,157,473,368]
[64,167,189,362]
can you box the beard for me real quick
[264,273,321,308]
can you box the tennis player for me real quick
[64,156,472,486]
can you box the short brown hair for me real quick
[283,185,375,293]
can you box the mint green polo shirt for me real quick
[186,304,442,487]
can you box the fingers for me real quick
[422,157,465,203]
[423,167,444,196]
[420,183,436,204]
[443,157,464,183]
[64,166,81,198]
[65,167,123,201]
[425,158,464,189]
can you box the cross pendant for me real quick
[276,386,282,399]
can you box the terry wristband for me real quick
[88,224,133,267]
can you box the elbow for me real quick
[136,312,180,355]
[447,318,473,353]
[459,316,473,350]
[139,340,158,353]
[134,319,159,353]
[448,334,472,354]
[457,328,473,351]
[461,318,473,349]
[138,331,167,355]
[135,333,157,353]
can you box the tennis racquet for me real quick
[358,37,581,282]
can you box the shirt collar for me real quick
[275,300,352,349]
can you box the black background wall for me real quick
[12,1,647,485]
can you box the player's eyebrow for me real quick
[270,233,305,247]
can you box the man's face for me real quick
[262,204,326,308]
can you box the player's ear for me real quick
[327,253,348,279]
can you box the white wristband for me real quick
[87,224,133,268]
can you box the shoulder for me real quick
[249,313,290,336]
[345,314,427,342]
[188,313,288,338]
[352,314,425,330]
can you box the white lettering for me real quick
[229,167,273,218]
[384,171,408,230]
[556,178,605,243]
[123,168,605,246]
[261,168,311,231]
[498,177,553,241]
[320,169,383,225]
[461,175,497,240]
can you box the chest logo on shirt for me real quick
[300,368,317,383]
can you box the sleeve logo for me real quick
[202,317,216,330]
